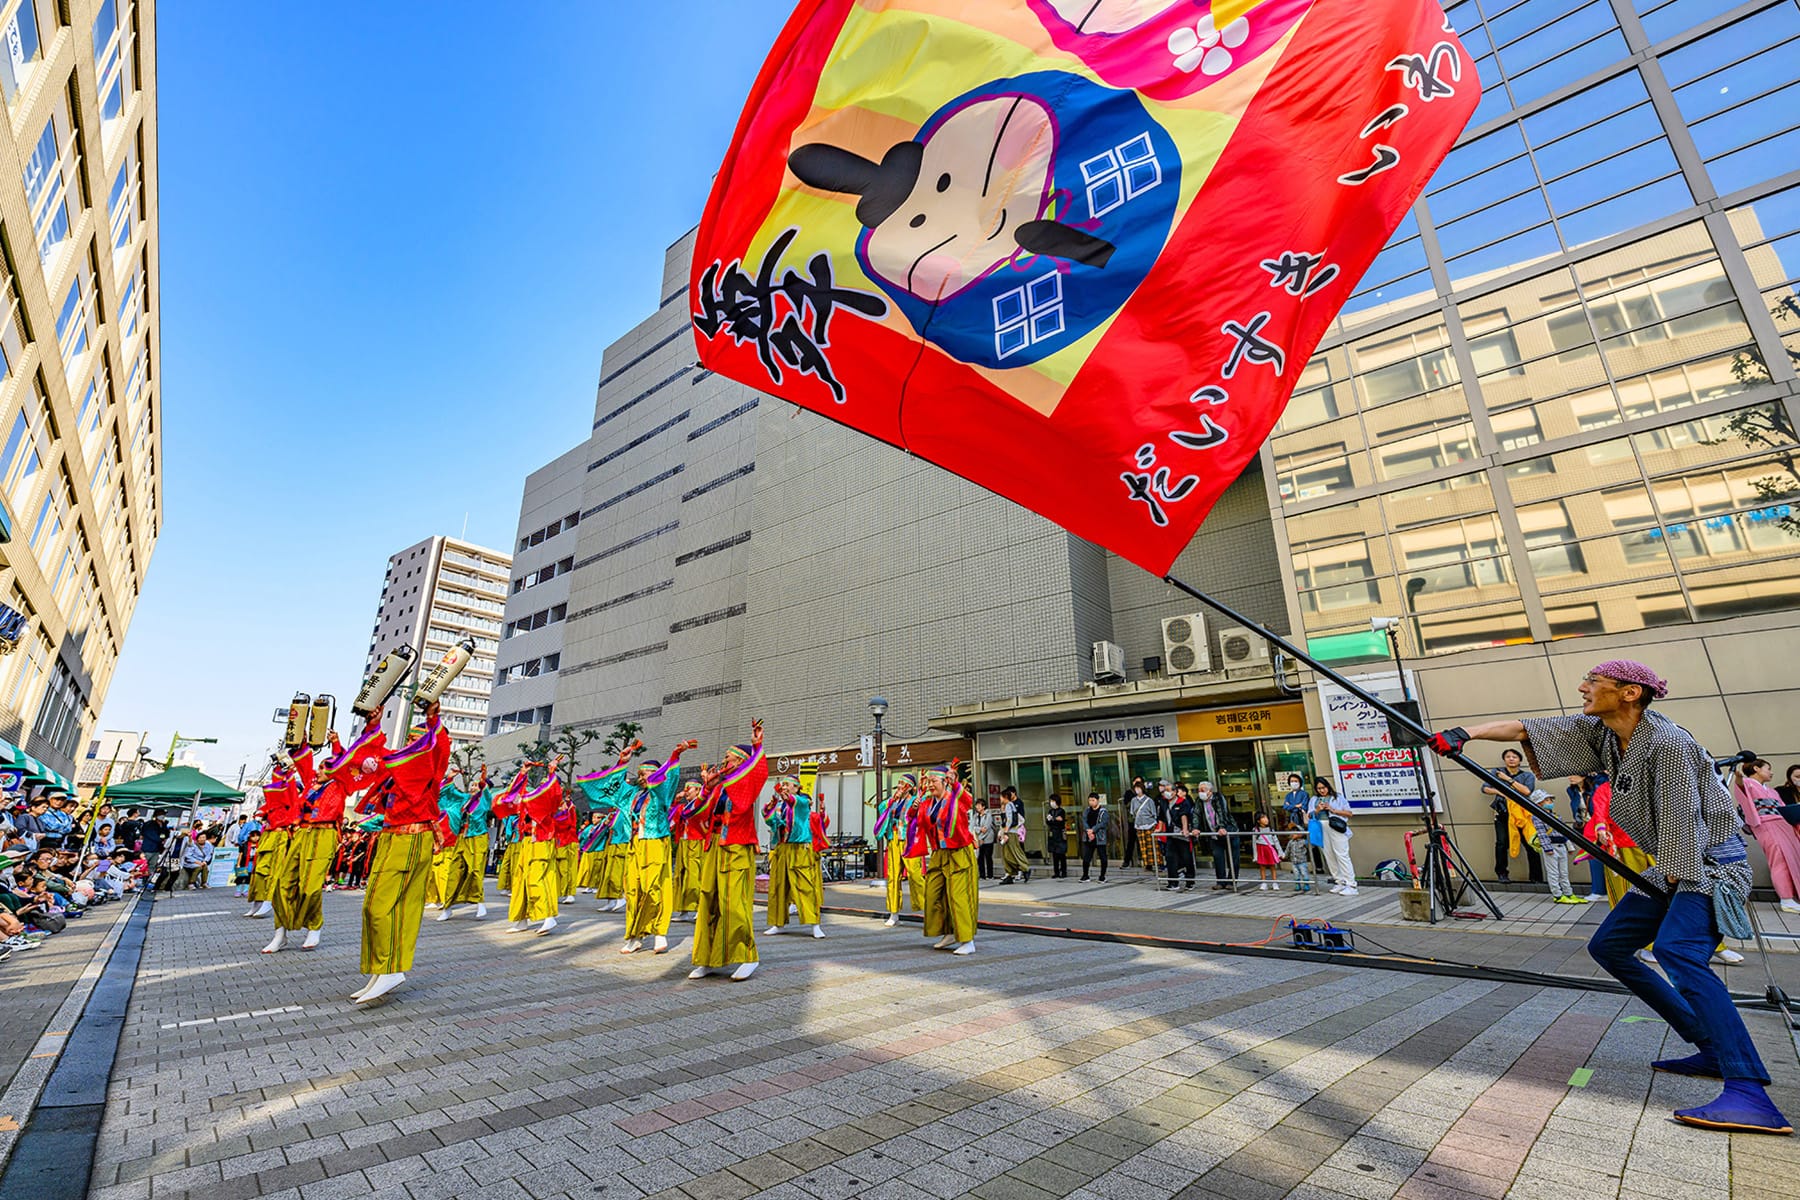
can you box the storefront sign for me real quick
[978,715,1181,760]
[979,701,1306,760]
[771,736,970,776]
[1176,703,1307,742]
[0,767,22,796]
[1319,672,1438,812]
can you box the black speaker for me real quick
[1386,700,1428,748]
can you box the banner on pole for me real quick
[1319,671,1438,811]
[693,0,1479,573]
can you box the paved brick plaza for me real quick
[76,889,1800,1200]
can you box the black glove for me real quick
[1426,727,1469,757]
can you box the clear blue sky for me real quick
[97,1,797,782]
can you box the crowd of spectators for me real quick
[0,794,234,965]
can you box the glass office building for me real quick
[1270,0,1800,655]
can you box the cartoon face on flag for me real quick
[693,0,1478,574]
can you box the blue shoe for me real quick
[1653,1052,1721,1078]
[1673,1082,1792,1134]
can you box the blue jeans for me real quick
[1588,890,1768,1084]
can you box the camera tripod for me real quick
[1413,804,1503,922]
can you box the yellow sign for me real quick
[1177,703,1308,743]
[799,761,819,800]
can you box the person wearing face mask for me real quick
[1079,792,1110,882]
[1195,780,1236,891]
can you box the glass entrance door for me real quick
[1212,741,1262,843]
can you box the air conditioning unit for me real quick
[1092,640,1126,683]
[1216,623,1271,667]
[1160,614,1211,675]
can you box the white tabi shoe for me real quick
[883,914,898,927]
[242,906,258,918]
[251,901,272,918]
[934,934,957,949]
[536,916,558,936]
[811,925,825,939]
[505,920,530,933]
[620,938,641,954]
[562,895,575,903]
[475,903,487,919]
[653,935,668,954]
[423,902,440,910]
[951,942,975,956]
[764,925,784,935]
[435,906,453,921]
[350,974,375,1000]
[261,928,287,954]
[614,899,628,912]
[301,929,320,951]
[356,972,405,1003]
[729,961,758,981]
[688,966,712,979]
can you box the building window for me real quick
[23,106,75,262]
[0,0,42,103]
[1,386,50,511]
[56,272,97,371]
[93,0,135,128]
[34,655,88,761]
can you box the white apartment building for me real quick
[362,535,509,745]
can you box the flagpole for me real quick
[1159,572,1670,897]
[77,745,124,857]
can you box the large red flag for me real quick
[692,0,1479,574]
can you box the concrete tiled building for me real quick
[0,0,160,782]
[478,443,587,763]
[361,536,508,746]
[527,0,1798,877]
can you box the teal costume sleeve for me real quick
[786,793,814,844]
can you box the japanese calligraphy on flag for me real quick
[692,0,1479,574]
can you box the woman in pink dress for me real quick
[1732,758,1800,915]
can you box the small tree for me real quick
[447,743,485,787]
[601,721,644,758]
[550,726,601,792]
[1701,392,1800,541]
[514,736,554,786]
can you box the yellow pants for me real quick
[442,833,487,905]
[599,843,628,899]
[578,849,605,888]
[274,825,338,931]
[555,843,579,898]
[508,840,559,923]
[426,847,454,905]
[924,844,978,943]
[886,840,924,913]
[249,828,290,903]
[1000,836,1030,878]
[693,843,758,968]
[766,843,821,926]
[673,838,704,912]
[625,837,673,939]
[360,831,434,975]
[497,841,516,891]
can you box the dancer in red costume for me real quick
[351,702,452,1004]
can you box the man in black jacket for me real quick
[1079,793,1110,882]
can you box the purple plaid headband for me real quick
[1589,659,1668,699]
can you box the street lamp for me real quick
[869,697,889,821]
[165,733,219,770]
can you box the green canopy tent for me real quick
[103,765,245,817]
